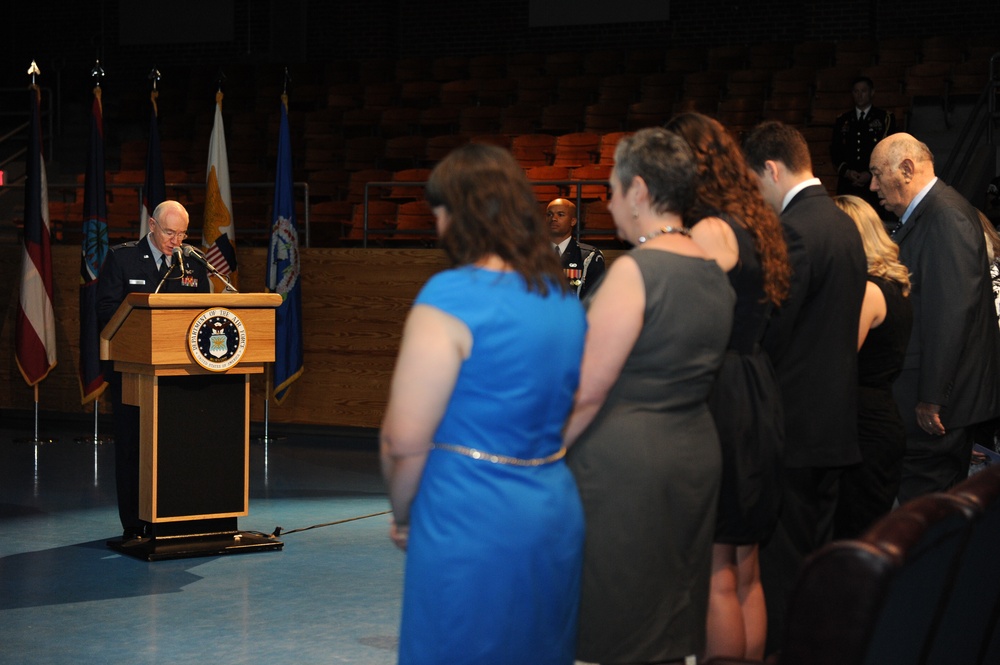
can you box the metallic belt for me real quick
[432,443,566,467]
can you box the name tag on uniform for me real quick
[128,279,146,285]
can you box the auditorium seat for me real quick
[511,134,556,168]
[382,135,428,170]
[813,66,858,96]
[506,52,546,78]
[423,134,467,164]
[343,136,386,171]
[639,72,683,102]
[385,168,431,202]
[540,102,587,134]
[307,169,350,202]
[919,34,967,66]
[583,49,623,77]
[597,131,631,165]
[708,44,749,71]
[551,132,601,167]
[568,163,612,201]
[379,106,422,138]
[598,73,642,104]
[476,78,518,106]
[394,200,437,244]
[725,69,772,99]
[418,106,461,136]
[792,40,836,69]
[557,74,602,104]
[902,61,953,102]
[627,100,673,130]
[748,41,794,71]
[545,51,584,77]
[458,105,502,136]
[439,79,480,107]
[500,103,543,135]
[398,80,441,108]
[345,168,393,204]
[307,200,354,245]
[834,37,877,68]
[430,55,469,82]
[468,53,507,80]
[625,48,666,75]
[348,200,398,244]
[468,133,513,151]
[877,36,921,69]
[584,101,628,134]
[929,465,1000,664]
[516,75,558,105]
[769,67,816,97]
[582,199,615,236]
[762,93,810,125]
[526,165,572,204]
[664,45,707,74]
[394,56,432,83]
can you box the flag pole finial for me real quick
[148,67,162,91]
[91,60,105,87]
[27,60,40,85]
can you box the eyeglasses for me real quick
[152,218,187,241]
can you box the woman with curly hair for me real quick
[665,112,791,661]
[832,194,913,539]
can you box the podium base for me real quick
[107,530,283,562]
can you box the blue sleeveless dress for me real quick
[398,265,586,665]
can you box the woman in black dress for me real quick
[833,194,913,538]
[666,112,791,661]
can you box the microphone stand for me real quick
[153,261,179,293]
[183,245,239,293]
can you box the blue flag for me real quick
[139,91,165,237]
[267,95,304,403]
[79,86,109,403]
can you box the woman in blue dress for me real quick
[380,143,587,665]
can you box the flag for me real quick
[78,86,109,403]
[15,85,57,386]
[139,89,165,238]
[202,91,237,291]
[267,95,304,403]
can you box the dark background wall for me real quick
[4,1,999,92]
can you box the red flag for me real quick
[16,84,57,386]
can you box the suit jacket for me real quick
[891,179,1000,431]
[561,237,606,300]
[763,185,868,467]
[96,236,211,330]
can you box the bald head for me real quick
[869,133,935,218]
[546,198,578,243]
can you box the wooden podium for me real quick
[100,292,284,561]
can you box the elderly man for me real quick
[743,121,868,656]
[546,198,605,299]
[97,200,211,544]
[869,133,1000,502]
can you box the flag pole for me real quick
[14,61,57,445]
[75,61,110,444]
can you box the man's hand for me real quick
[916,402,945,436]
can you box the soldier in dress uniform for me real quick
[831,76,897,220]
[547,198,606,299]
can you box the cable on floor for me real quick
[262,509,392,538]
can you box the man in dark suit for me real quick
[830,76,897,218]
[870,133,1000,501]
[547,198,605,299]
[96,200,211,543]
[743,121,868,656]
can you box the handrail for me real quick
[2,180,314,248]
[361,178,611,247]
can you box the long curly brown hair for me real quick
[665,112,791,306]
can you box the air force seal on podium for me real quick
[188,308,248,371]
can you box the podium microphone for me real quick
[173,246,186,274]
[181,244,239,293]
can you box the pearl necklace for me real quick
[637,225,690,244]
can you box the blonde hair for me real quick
[977,209,1000,264]
[834,195,911,297]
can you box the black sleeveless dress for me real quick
[834,275,913,539]
[699,216,786,544]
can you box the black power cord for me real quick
[268,509,392,539]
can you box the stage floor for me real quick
[0,414,402,665]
